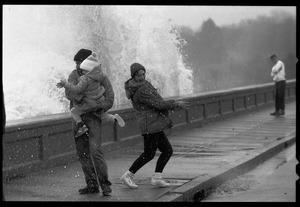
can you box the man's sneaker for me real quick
[270,111,278,116]
[151,177,170,188]
[120,172,138,188]
[75,124,89,138]
[101,184,112,196]
[277,110,285,116]
[114,114,125,127]
[78,186,99,194]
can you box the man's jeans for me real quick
[73,112,111,188]
[275,80,286,111]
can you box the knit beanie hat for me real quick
[80,53,99,71]
[73,49,92,62]
[130,63,146,78]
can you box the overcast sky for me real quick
[3,5,296,31]
[161,6,296,30]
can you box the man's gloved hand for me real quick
[93,107,104,119]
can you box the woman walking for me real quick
[120,63,188,188]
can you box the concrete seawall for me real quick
[3,80,296,180]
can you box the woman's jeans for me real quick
[129,131,173,174]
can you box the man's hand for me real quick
[56,80,67,88]
[91,107,104,119]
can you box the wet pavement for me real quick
[202,143,296,202]
[3,101,296,202]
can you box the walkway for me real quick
[3,101,296,202]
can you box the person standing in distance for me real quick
[270,54,286,116]
[120,63,188,188]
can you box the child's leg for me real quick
[101,113,125,127]
[71,107,89,137]
[102,113,125,127]
[71,107,83,124]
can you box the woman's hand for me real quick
[175,100,189,110]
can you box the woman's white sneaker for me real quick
[151,177,170,188]
[120,171,138,189]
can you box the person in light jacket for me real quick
[270,54,286,116]
[120,63,188,188]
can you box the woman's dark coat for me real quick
[125,79,180,134]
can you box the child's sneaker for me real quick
[114,114,125,127]
[75,124,89,138]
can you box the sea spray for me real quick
[102,6,193,103]
[3,5,193,121]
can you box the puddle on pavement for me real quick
[180,152,227,158]
[171,143,258,158]
[203,143,295,199]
